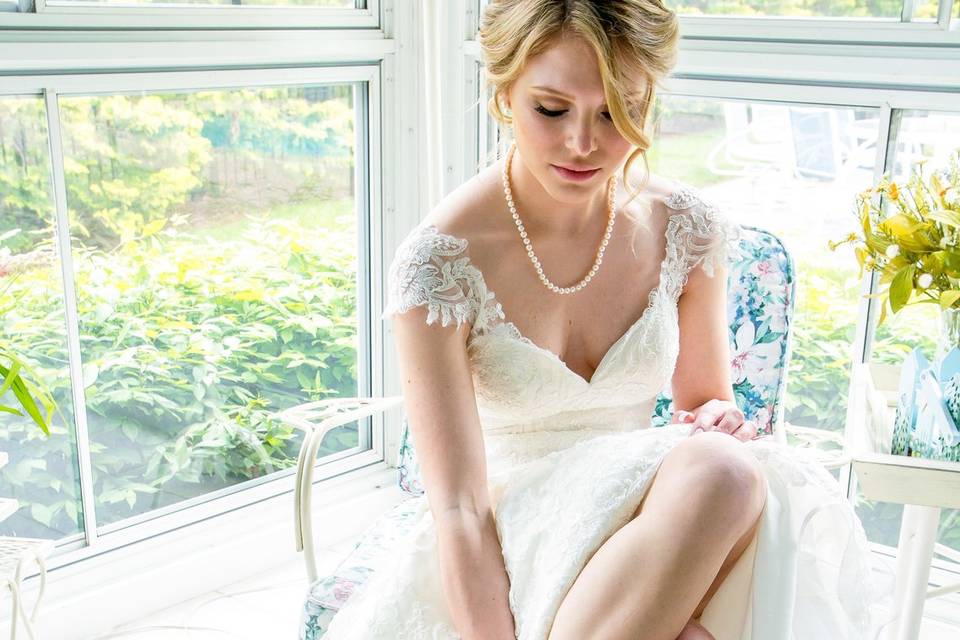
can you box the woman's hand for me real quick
[672,399,762,443]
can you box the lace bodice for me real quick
[382,184,743,441]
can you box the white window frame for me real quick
[0,0,379,30]
[0,0,420,571]
[2,63,388,562]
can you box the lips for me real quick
[551,163,600,181]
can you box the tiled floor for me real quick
[90,544,960,640]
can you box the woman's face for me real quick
[504,33,638,204]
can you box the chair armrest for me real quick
[273,396,405,583]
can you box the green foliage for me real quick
[1,202,359,536]
[0,89,354,253]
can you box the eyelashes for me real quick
[534,104,613,121]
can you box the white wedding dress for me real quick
[321,185,896,640]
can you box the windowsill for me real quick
[0,461,407,640]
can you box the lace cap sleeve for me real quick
[381,224,483,329]
[664,186,744,281]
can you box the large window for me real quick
[0,12,394,563]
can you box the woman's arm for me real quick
[392,303,517,640]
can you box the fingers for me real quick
[691,411,721,434]
[690,406,754,443]
[730,419,759,442]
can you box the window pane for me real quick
[649,96,880,440]
[51,0,355,6]
[0,96,85,540]
[667,1,902,18]
[914,0,940,20]
[57,84,362,529]
[859,110,960,552]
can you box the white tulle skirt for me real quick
[322,422,897,640]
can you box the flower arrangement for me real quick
[829,149,960,327]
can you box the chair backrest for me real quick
[396,224,797,497]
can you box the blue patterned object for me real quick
[947,374,960,426]
[651,225,795,434]
[299,496,423,639]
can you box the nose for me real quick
[566,113,598,157]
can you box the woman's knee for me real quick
[665,432,767,519]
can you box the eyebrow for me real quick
[530,85,643,101]
[530,85,578,99]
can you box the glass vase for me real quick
[937,306,960,364]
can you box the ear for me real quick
[498,91,511,112]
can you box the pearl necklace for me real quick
[502,142,618,295]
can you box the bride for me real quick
[321,1,895,639]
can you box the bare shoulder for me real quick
[421,161,510,257]
[631,171,685,211]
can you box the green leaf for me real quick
[888,265,915,314]
[927,208,960,228]
[940,290,960,310]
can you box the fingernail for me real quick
[693,426,704,433]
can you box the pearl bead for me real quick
[502,141,615,296]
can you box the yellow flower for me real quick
[887,182,900,200]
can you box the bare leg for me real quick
[546,431,767,640]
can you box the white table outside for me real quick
[849,361,960,640]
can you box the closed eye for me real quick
[534,104,565,118]
[534,104,612,121]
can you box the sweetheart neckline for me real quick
[422,210,685,386]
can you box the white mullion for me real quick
[664,78,960,112]
[840,103,895,504]
[939,0,955,28]
[44,87,100,548]
[378,0,418,469]
[675,40,960,94]
[355,79,374,454]
[421,0,442,209]
[0,35,394,75]
[438,0,467,197]
[26,1,377,30]
[1,65,379,96]
[902,0,917,23]
[463,38,480,59]
[678,15,959,45]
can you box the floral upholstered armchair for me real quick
[277,223,815,640]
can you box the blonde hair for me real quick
[477,0,680,249]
